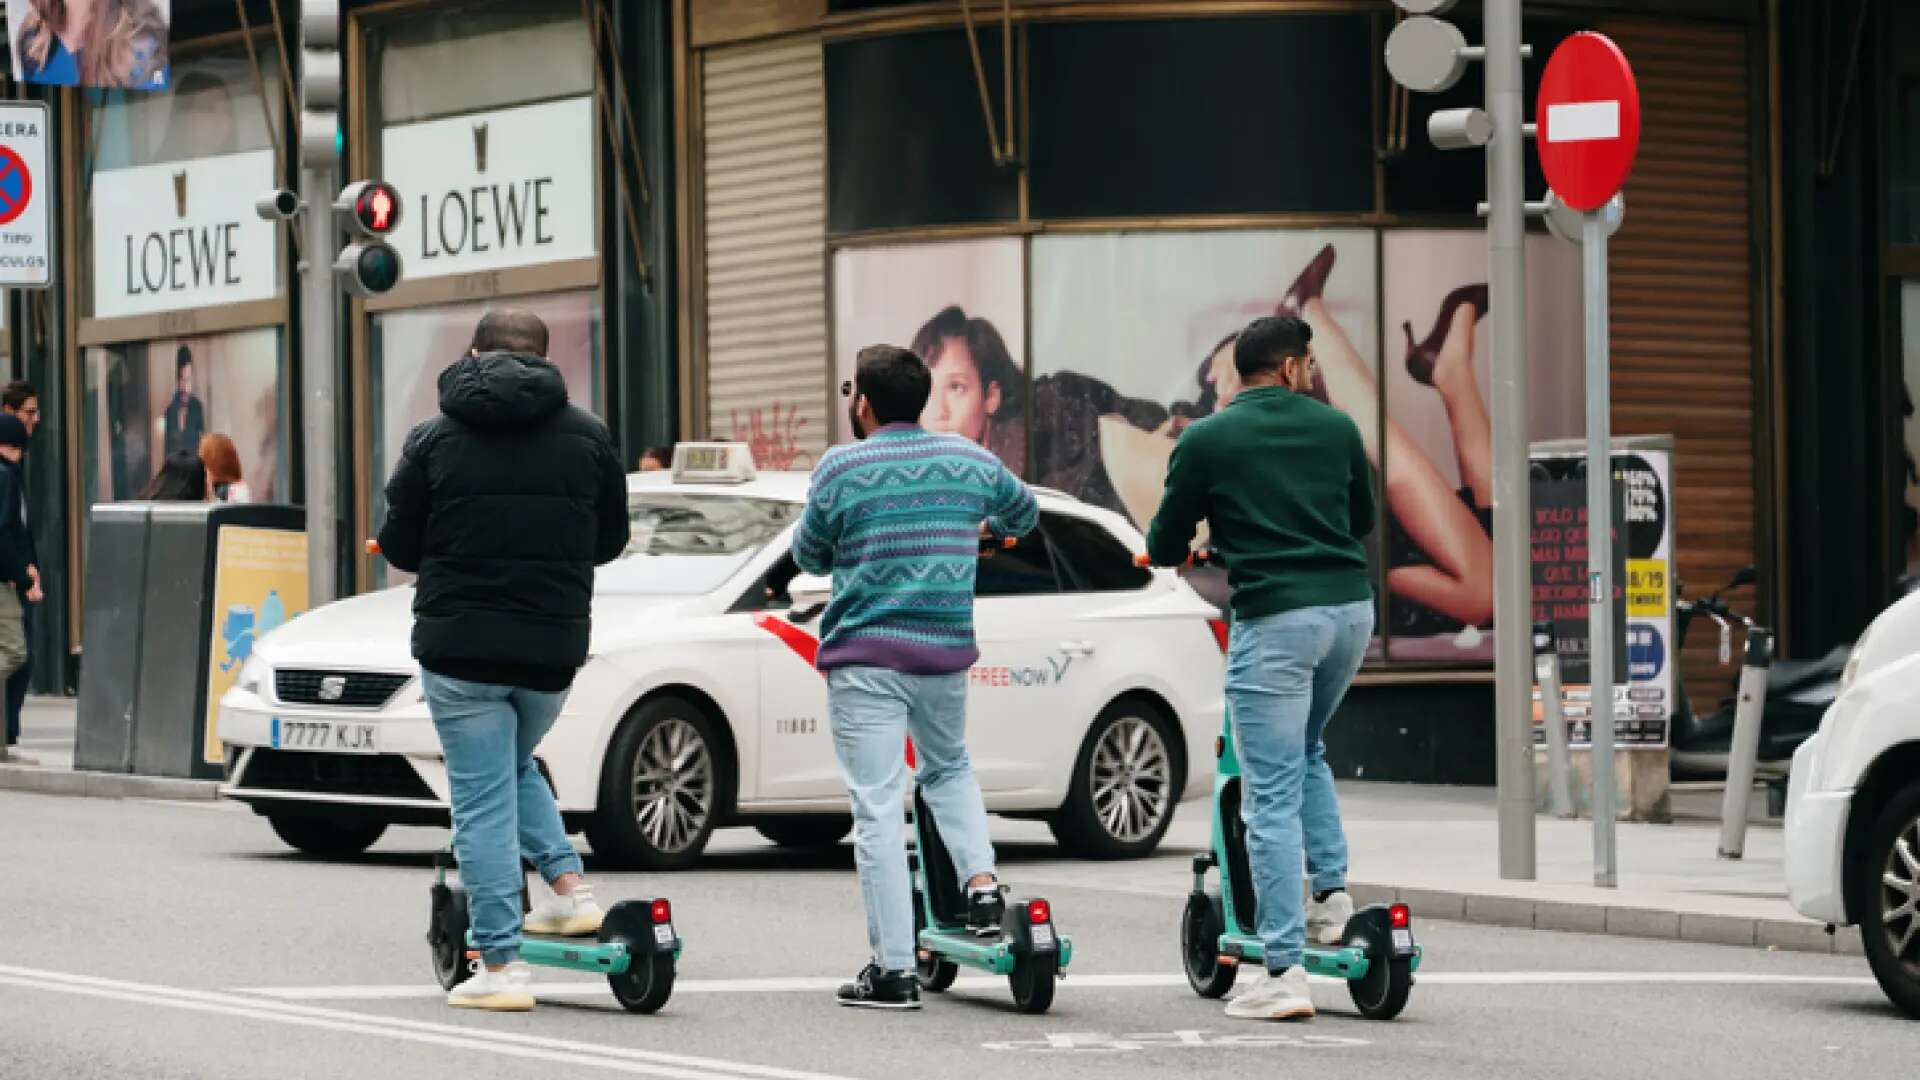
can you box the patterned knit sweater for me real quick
[791,423,1039,674]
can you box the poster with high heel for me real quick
[1379,231,1584,661]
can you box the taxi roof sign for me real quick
[671,442,757,485]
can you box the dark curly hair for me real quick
[909,306,1023,422]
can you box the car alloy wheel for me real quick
[1090,715,1173,845]
[629,716,714,855]
[1879,812,1920,968]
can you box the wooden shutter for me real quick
[1598,18,1757,711]
[700,36,830,470]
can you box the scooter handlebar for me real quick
[1134,549,1214,569]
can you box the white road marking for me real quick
[1545,100,1622,142]
[233,969,1877,1001]
[0,963,861,1080]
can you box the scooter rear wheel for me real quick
[1008,954,1057,1014]
[601,905,676,1014]
[1181,891,1237,998]
[1344,920,1412,1020]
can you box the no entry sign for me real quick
[1537,32,1641,213]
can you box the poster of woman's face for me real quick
[9,0,172,90]
[1378,231,1581,660]
[831,238,1026,473]
[82,327,282,506]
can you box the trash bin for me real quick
[75,502,307,780]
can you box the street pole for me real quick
[1485,0,1536,881]
[1583,210,1617,887]
[300,161,338,607]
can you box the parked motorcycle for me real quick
[1668,567,1846,781]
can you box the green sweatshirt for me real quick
[1145,385,1376,620]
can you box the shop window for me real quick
[1900,281,1920,580]
[1891,2,1920,244]
[1025,17,1373,219]
[368,292,603,586]
[366,0,592,127]
[826,28,1019,233]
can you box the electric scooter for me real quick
[364,541,685,1014]
[1136,551,1420,1020]
[426,852,684,1013]
[910,533,1071,1014]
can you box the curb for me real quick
[0,763,221,802]
[1346,880,1864,958]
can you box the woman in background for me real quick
[137,450,208,502]
[910,306,1026,471]
[14,0,168,88]
[199,433,253,503]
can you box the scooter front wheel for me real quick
[912,893,959,991]
[1008,954,1057,1014]
[428,882,471,991]
[1181,891,1236,998]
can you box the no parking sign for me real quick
[0,102,49,288]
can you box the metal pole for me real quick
[1486,0,1535,881]
[300,165,339,607]
[1718,628,1773,859]
[1583,210,1617,888]
[1535,621,1575,818]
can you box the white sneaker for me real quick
[524,880,605,936]
[447,960,535,1011]
[1225,966,1315,1021]
[1306,890,1356,945]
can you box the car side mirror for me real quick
[788,573,832,623]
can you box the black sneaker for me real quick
[836,963,921,1010]
[966,884,1008,937]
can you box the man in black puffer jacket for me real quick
[378,308,630,1013]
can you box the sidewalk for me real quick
[2,696,1847,956]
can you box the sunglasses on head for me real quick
[840,380,855,398]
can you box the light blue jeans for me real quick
[423,670,584,966]
[827,666,997,972]
[1226,600,1374,971]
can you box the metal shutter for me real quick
[1598,18,1757,712]
[700,36,830,471]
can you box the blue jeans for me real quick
[1226,600,1373,971]
[422,670,583,966]
[827,667,996,972]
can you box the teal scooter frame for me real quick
[427,850,683,1013]
[1137,552,1421,1019]
[909,783,1072,1013]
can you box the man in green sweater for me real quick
[1146,314,1377,1022]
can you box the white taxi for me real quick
[1784,587,1920,1019]
[218,444,1226,868]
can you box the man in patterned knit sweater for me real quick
[793,344,1039,1010]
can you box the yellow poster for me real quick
[203,527,309,764]
[1626,558,1669,619]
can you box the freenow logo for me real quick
[970,655,1072,688]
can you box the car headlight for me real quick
[236,654,270,697]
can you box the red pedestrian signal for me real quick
[333,179,402,239]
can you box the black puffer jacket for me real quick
[377,352,630,684]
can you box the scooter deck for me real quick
[1214,934,1422,981]
[920,926,1073,976]
[517,936,635,976]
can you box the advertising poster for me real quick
[82,326,284,505]
[7,0,171,90]
[1379,231,1583,661]
[202,525,308,764]
[832,238,1026,474]
[1530,444,1676,749]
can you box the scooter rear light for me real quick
[651,899,673,924]
[1027,899,1051,925]
[1208,619,1230,654]
[1389,903,1410,929]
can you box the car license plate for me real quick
[1031,924,1055,949]
[1392,928,1414,952]
[653,924,675,946]
[272,718,379,754]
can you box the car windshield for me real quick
[594,492,799,596]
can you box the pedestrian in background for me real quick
[638,445,673,472]
[137,450,209,501]
[0,415,39,756]
[199,433,254,503]
[378,308,630,1012]
[1,381,41,753]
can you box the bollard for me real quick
[1534,621,1575,819]
[1717,627,1773,859]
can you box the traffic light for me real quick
[332,180,403,297]
[299,0,341,167]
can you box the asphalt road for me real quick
[0,790,1905,1080]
